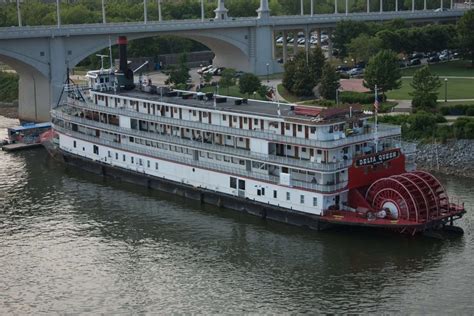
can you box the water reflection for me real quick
[0,116,473,313]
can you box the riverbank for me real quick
[415,139,474,179]
[0,101,18,119]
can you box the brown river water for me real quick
[1,115,473,314]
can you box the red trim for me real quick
[117,36,128,45]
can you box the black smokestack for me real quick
[118,36,128,73]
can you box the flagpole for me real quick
[374,84,379,153]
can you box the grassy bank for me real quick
[0,71,19,103]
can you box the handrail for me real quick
[53,108,353,173]
[53,124,348,193]
[64,99,402,149]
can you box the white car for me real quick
[275,36,283,44]
[347,68,364,77]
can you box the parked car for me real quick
[336,65,350,73]
[275,36,283,43]
[197,65,212,74]
[411,52,424,59]
[347,68,364,77]
[408,58,421,66]
[428,55,440,63]
[439,52,451,61]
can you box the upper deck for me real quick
[96,87,370,126]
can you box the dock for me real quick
[1,143,43,152]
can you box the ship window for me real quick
[115,153,118,160]
[230,177,237,189]
[93,145,99,155]
[311,127,316,133]
[147,160,150,168]
[298,125,302,132]
[108,150,111,158]
[238,180,245,190]
[227,135,232,140]
[300,195,305,204]
[155,162,159,170]
[287,145,291,150]
[131,157,134,163]
[302,148,307,153]
[233,116,237,122]
[286,123,290,130]
[123,154,126,162]
[257,189,261,196]
[261,188,265,196]
[139,158,143,166]
[273,190,277,198]
[313,197,318,206]
[317,150,322,155]
[329,126,334,133]
[224,156,230,162]
[286,192,290,201]
[244,117,247,124]
[73,141,76,148]
[282,167,289,173]
[254,119,258,125]
[223,115,227,121]
[193,110,196,116]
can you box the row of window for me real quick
[229,177,318,206]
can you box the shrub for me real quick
[466,108,474,116]
[339,91,375,104]
[439,104,474,116]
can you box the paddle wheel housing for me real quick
[365,171,449,223]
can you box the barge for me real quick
[45,36,465,235]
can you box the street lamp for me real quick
[444,78,448,103]
[266,63,270,83]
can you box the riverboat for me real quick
[45,36,465,235]
[2,122,51,151]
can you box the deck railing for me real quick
[53,124,348,193]
[64,98,401,149]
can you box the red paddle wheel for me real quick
[365,171,449,223]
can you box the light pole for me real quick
[444,78,448,103]
[266,63,270,83]
[157,0,162,21]
[16,0,22,27]
[101,0,106,24]
[201,0,205,21]
[56,0,61,28]
[143,0,148,24]
[336,88,340,105]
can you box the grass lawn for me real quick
[277,84,314,103]
[387,78,474,100]
[201,85,266,101]
[401,60,474,77]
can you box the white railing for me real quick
[53,108,352,172]
[53,124,348,193]
[65,99,402,149]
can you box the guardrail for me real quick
[0,10,466,39]
[53,124,348,193]
[65,99,401,149]
[53,108,352,172]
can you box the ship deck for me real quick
[99,88,369,124]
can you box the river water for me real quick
[1,115,473,314]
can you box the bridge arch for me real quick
[0,54,51,122]
[68,30,252,73]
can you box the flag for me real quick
[374,86,379,112]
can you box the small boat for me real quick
[2,122,52,152]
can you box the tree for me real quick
[363,50,402,97]
[282,49,326,97]
[458,10,474,67]
[165,53,190,86]
[333,20,371,58]
[319,63,340,100]
[409,66,441,110]
[203,72,213,85]
[239,73,261,96]
[348,34,382,63]
[219,68,236,94]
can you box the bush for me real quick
[466,108,474,116]
[339,91,374,104]
[439,104,474,116]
